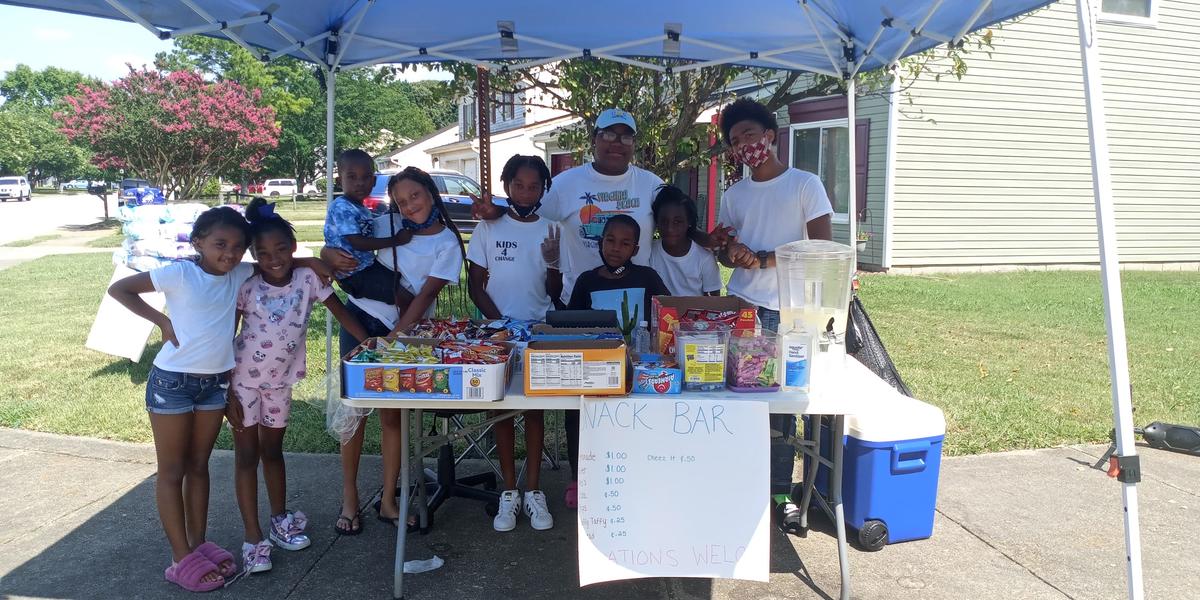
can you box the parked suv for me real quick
[0,176,32,202]
[264,178,298,196]
[430,170,506,233]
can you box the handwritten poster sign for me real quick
[86,265,165,362]
[577,397,770,585]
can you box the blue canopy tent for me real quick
[5,1,1145,598]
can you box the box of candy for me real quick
[343,337,514,401]
[675,321,731,392]
[652,296,756,355]
[630,353,682,395]
[726,330,780,393]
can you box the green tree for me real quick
[443,29,995,182]
[0,65,100,182]
[156,38,458,186]
[0,64,100,108]
[0,104,88,182]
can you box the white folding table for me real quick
[343,359,894,600]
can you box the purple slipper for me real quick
[195,541,236,578]
[164,549,224,593]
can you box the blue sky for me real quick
[0,4,446,83]
[0,5,172,81]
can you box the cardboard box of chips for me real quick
[651,295,757,355]
[343,337,514,401]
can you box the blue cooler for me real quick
[807,396,945,550]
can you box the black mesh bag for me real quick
[845,295,913,398]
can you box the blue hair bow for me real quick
[257,202,278,219]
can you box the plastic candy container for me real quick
[726,330,780,392]
[675,320,731,391]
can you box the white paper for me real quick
[85,265,165,362]
[577,397,770,586]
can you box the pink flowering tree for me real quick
[57,67,278,199]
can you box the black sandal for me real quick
[373,499,420,532]
[334,514,362,536]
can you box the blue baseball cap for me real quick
[595,108,637,134]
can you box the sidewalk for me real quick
[0,427,1194,599]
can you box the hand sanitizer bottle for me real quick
[780,320,812,392]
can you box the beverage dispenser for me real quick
[774,240,854,393]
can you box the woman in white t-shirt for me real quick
[466,155,560,532]
[649,184,721,296]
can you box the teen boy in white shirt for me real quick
[716,97,833,536]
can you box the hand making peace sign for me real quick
[541,223,561,270]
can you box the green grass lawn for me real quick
[2,234,60,247]
[1,252,1195,457]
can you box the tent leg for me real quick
[1074,3,1143,600]
[324,67,336,413]
[845,77,857,255]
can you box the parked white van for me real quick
[263,178,298,196]
[0,176,32,202]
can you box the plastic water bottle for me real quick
[631,321,651,354]
[780,320,812,392]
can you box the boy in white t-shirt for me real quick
[649,184,721,296]
[466,155,561,532]
[716,98,834,536]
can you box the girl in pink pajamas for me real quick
[229,197,368,575]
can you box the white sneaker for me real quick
[494,490,522,532]
[524,490,554,531]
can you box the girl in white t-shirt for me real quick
[107,206,333,592]
[338,167,467,533]
[649,185,721,296]
[466,155,560,532]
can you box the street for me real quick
[0,191,115,245]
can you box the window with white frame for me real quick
[789,120,850,221]
[1100,0,1155,24]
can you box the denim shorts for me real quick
[145,367,229,415]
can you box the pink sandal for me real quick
[195,541,236,578]
[164,549,224,592]
[565,480,578,508]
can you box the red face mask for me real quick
[734,134,773,169]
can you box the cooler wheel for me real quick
[858,520,888,551]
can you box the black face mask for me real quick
[599,245,632,275]
[510,201,541,218]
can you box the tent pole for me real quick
[324,66,336,414]
[1073,2,1143,599]
[846,77,857,256]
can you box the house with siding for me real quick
[752,0,1198,272]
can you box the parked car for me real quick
[263,178,299,197]
[61,179,91,191]
[366,170,507,232]
[0,176,32,202]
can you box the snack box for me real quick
[523,340,628,396]
[652,295,757,355]
[343,337,514,401]
[630,352,682,395]
[530,324,624,342]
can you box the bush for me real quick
[199,178,221,197]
